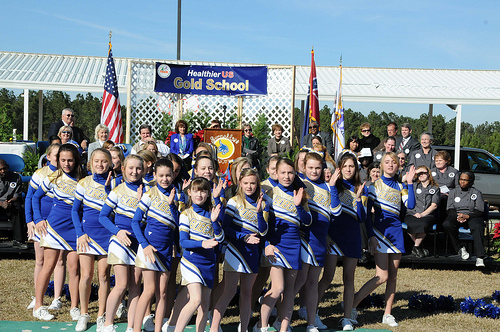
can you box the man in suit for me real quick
[303,121,334,156]
[48,108,89,150]
[395,122,420,155]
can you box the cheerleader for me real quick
[294,152,342,331]
[260,156,280,193]
[99,155,147,331]
[211,168,269,332]
[132,158,179,332]
[32,144,86,321]
[352,152,415,328]
[174,177,224,332]
[137,149,157,186]
[316,153,370,331]
[294,149,307,178]
[256,158,311,332]
[225,157,252,200]
[25,144,66,312]
[250,155,280,312]
[110,146,125,184]
[71,148,117,331]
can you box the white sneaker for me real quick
[314,312,327,330]
[143,314,155,332]
[76,313,90,332]
[382,314,399,327]
[48,297,63,310]
[33,306,54,321]
[27,296,36,310]
[306,325,319,332]
[96,315,106,332]
[298,307,307,320]
[252,323,268,332]
[272,320,292,332]
[340,318,353,331]
[116,300,127,319]
[126,328,133,332]
[70,307,81,321]
[103,325,117,332]
[458,247,470,260]
[476,257,485,267]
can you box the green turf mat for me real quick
[0,321,391,332]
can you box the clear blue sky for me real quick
[1,0,499,125]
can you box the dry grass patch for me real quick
[1,256,499,331]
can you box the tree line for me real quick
[1,88,499,156]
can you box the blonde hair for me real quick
[46,143,61,157]
[380,152,400,174]
[235,168,261,208]
[88,148,113,174]
[137,149,157,166]
[230,157,252,186]
[94,124,109,141]
[122,154,144,182]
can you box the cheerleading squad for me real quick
[23,119,486,332]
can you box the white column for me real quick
[23,89,29,141]
[126,59,132,144]
[454,105,462,168]
[38,90,43,141]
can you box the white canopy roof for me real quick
[295,66,500,105]
[2,51,500,105]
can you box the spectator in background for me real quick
[443,171,486,267]
[241,123,261,169]
[387,122,398,138]
[302,121,334,156]
[48,108,88,150]
[210,119,222,129]
[87,124,110,157]
[358,123,380,153]
[407,132,437,169]
[267,123,291,158]
[358,148,373,182]
[58,126,82,154]
[347,135,360,153]
[0,159,25,248]
[373,136,396,162]
[131,124,170,156]
[170,120,194,167]
[395,123,420,156]
[396,150,408,182]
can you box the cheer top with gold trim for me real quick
[132,184,179,272]
[179,204,224,289]
[33,170,79,251]
[261,177,278,193]
[99,180,148,266]
[368,175,415,254]
[25,163,58,241]
[329,179,371,259]
[267,183,312,270]
[301,178,342,267]
[72,172,117,255]
[222,194,270,274]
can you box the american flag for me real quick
[101,44,123,143]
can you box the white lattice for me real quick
[129,61,294,143]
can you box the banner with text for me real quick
[154,63,268,96]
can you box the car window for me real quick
[466,151,500,174]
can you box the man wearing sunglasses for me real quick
[48,108,89,150]
[302,121,334,156]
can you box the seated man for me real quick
[131,124,170,157]
[0,159,26,248]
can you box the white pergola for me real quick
[2,51,500,166]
